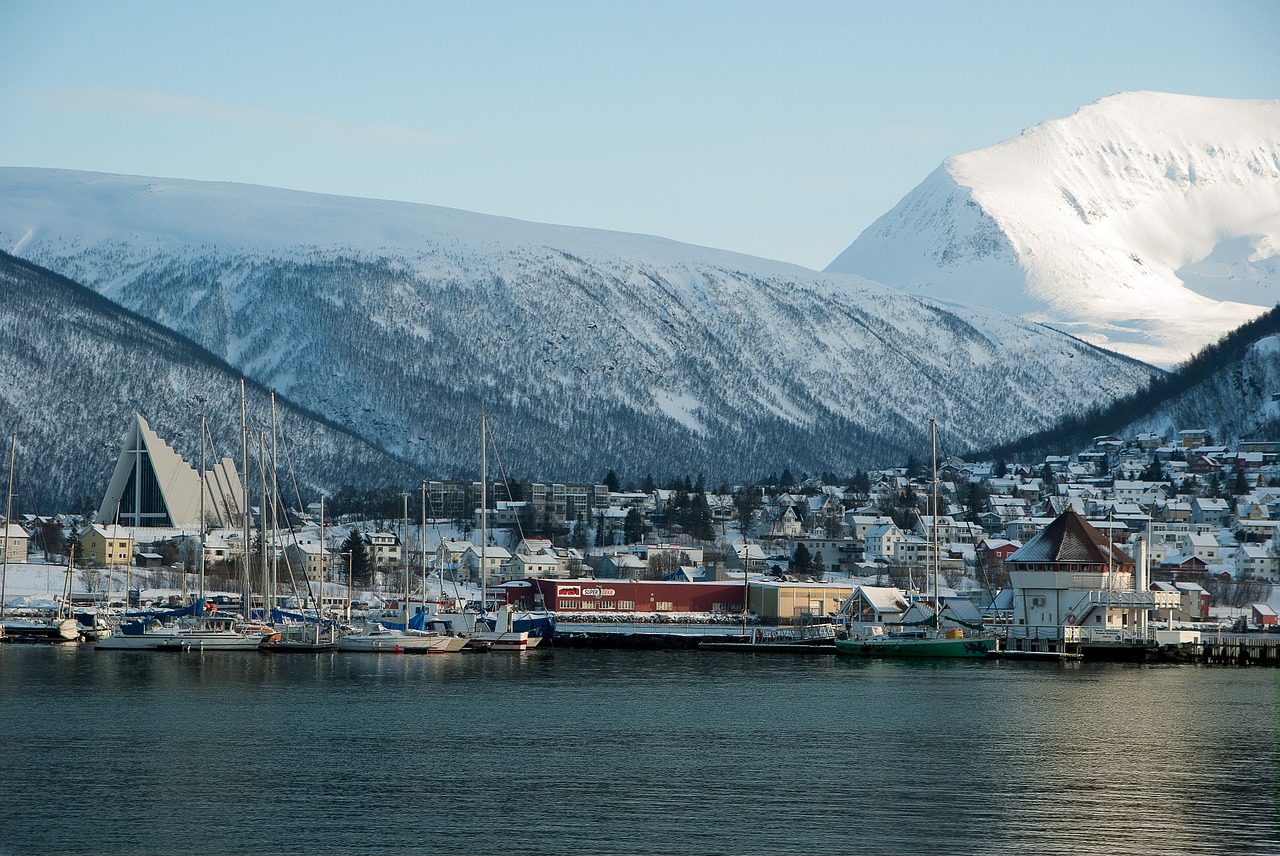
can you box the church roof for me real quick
[1006,508,1133,568]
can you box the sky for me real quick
[0,1,1276,270]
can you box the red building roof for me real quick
[1006,508,1134,570]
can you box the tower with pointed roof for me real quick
[1005,508,1178,653]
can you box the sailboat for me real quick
[834,420,995,659]
[0,435,80,643]
[467,406,542,651]
[337,494,466,653]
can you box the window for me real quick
[656,601,674,611]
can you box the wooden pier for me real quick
[1192,634,1280,666]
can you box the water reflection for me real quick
[0,646,1274,855]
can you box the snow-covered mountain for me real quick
[0,167,1155,486]
[827,92,1280,366]
[1123,309,1280,446]
[0,251,409,512]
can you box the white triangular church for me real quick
[97,413,244,530]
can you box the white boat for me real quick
[96,611,273,651]
[1,616,82,643]
[471,604,541,651]
[336,623,464,653]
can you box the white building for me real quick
[1005,509,1179,653]
[1,522,29,564]
[97,413,244,529]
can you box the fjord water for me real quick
[0,646,1274,856]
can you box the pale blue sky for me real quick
[1,1,1276,269]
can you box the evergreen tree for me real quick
[1232,466,1249,496]
[1039,463,1057,493]
[603,469,621,492]
[341,529,372,588]
[733,485,762,540]
[570,513,588,550]
[791,543,812,577]
[624,508,644,544]
[690,490,714,542]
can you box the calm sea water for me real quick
[0,644,1275,856]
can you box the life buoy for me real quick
[1065,613,1076,625]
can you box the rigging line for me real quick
[422,487,466,605]
[484,412,529,547]
[267,413,310,608]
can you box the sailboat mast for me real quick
[931,418,939,635]
[427,478,432,603]
[402,493,410,629]
[0,434,15,622]
[241,379,251,619]
[480,405,487,619]
[259,429,270,621]
[318,493,325,614]
[269,392,280,611]
[198,414,207,611]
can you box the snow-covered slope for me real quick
[0,252,409,511]
[1124,316,1280,446]
[827,92,1280,366]
[0,168,1156,484]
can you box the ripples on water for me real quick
[0,646,1275,855]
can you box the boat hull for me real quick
[336,628,460,653]
[835,636,995,658]
[96,628,269,651]
[3,618,83,642]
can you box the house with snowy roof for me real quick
[460,544,512,582]
[1,521,29,564]
[1191,497,1231,528]
[1152,581,1209,621]
[594,551,647,578]
[78,523,133,566]
[835,585,909,635]
[1178,532,1220,564]
[1234,544,1279,582]
[504,550,564,582]
[863,523,905,563]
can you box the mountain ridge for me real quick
[0,167,1157,490]
[827,91,1280,366]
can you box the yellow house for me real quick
[79,524,134,566]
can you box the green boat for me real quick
[834,631,995,658]
[832,419,997,661]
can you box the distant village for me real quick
[4,414,1277,638]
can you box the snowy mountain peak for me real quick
[828,91,1280,366]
